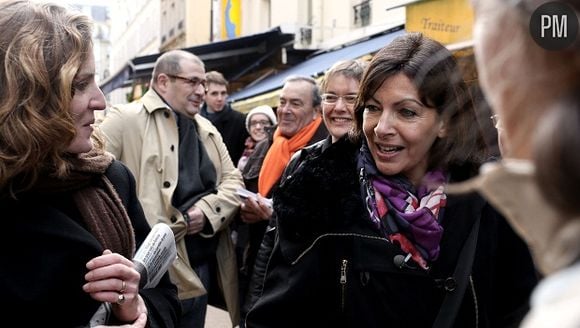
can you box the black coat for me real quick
[237,124,328,312]
[245,137,537,328]
[201,103,249,165]
[0,160,180,327]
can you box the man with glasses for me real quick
[200,71,249,165]
[99,50,243,328]
[237,75,328,323]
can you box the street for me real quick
[205,305,235,328]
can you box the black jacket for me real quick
[0,160,181,327]
[245,137,537,328]
[238,124,328,313]
[201,103,249,164]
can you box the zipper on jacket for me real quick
[340,259,348,311]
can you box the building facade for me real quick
[102,0,405,104]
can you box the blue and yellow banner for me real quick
[221,0,241,40]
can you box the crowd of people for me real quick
[1,0,579,327]
[245,32,538,327]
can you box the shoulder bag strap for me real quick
[432,214,481,328]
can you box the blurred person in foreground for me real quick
[0,1,180,326]
[458,0,580,326]
[99,50,243,328]
[244,32,538,328]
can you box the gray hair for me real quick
[283,75,322,107]
[151,49,204,84]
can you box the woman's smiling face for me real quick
[363,73,445,186]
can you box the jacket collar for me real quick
[140,88,215,140]
[141,88,171,114]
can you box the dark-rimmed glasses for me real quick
[166,74,206,89]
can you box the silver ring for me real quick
[120,280,126,294]
[116,293,126,305]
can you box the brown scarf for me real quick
[33,147,136,259]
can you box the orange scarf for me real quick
[258,117,322,196]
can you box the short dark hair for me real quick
[284,75,322,107]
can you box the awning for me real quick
[100,65,132,95]
[229,25,406,112]
[99,26,296,95]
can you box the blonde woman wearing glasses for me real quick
[319,60,368,143]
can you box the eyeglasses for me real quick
[321,94,357,106]
[166,74,206,89]
[490,114,503,130]
[249,120,272,128]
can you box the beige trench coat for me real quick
[98,89,243,324]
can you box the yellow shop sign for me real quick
[406,0,474,45]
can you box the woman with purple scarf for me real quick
[244,32,538,328]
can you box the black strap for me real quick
[432,214,481,328]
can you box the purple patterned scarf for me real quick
[358,141,447,269]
